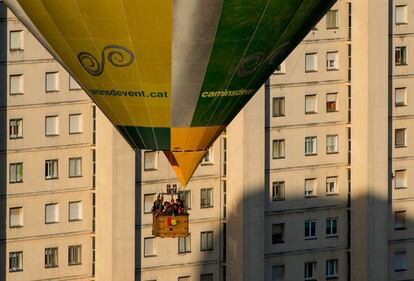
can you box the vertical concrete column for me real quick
[351,0,389,280]
[96,110,135,281]
[227,88,265,281]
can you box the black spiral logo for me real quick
[78,45,135,76]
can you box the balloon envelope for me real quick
[4,0,336,185]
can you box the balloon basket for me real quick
[152,214,189,238]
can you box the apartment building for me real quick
[0,2,135,281]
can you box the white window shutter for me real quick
[396,6,408,24]
[46,116,59,135]
[69,202,82,220]
[46,72,59,92]
[305,53,317,72]
[10,75,23,94]
[69,114,83,134]
[10,30,23,50]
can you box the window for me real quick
[304,262,317,280]
[10,207,23,228]
[326,52,339,70]
[202,147,214,165]
[305,95,317,114]
[272,223,285,244]
[144,151,158,171]
[144,237,157,257]
[45,247,58,268]
[45,204,59,224]
[326,177,338,195]
[201,188,213,208]
[272,265,284,281]
[68,245,82,265]
[326,259,338,278]
[326,10,338,29]
[396,5,408,25]
[144,194,156,214]
[395,88,407,106]
[181,190,191,210]
[9,30,23,50]
[395,128,406,147]
[45,72,59,92]
[178,236,191,254]
[305,179,317,197]
[395,47,407,66]
[200,274,213,281]
[272,181,285,201]
[273,97,285,117]
[305,53,318,72]
[9,251,23,272]
[200,231,213,251]
[273,139,285,159]
[394,211,406,230]
[45,159,58,179]
[273,62,286,74]
[69,157,82,177]
[69,75,82,90]
[326,93,338,112]
[10,74,24,95]
[305,137,317,155]
[395,170,407,189]
[178,277,190,281]
[69,114,83,134]
[69,201,83,221]
[394,251,406,272]
[9,118,23,139]
[326,218,338,237]
[45,116,59,136]
[326,135,338,154]
[9,163,23,183]
[305,220,317,239]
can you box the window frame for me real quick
[394,211,406,231]
[200,231,214,251]
[9,251,23,272]
[395,87,407,107]
[326,9,339,29]
[9,30,24,51]
[304,261,317,280]
[45,115,60,136]
[9,74,24,95]
[178,235,191,254]
[325,259,338,278]
[304,220,317,240]
[69,113,83,134]
[305,53,318,73]
[144,151,158,171]
[394,251,407,272]
[326,217,339,237]
[69,75,82,91]
[394,169,407,189]
[272,181,285,201]
[69,157,82,178]
[272,139,285,159]
[395,128,407,148]
[9,207,23,228]
[305,136,317,156]
[45,159,59,180]
[305,178,318,198]
[45,203,59,224]
[9,118,23,139]
[68,245,82,266]
[305,94,317,114]
[272,223,285,244]
[200,188,213,208]
[326,134,339,154]
[272,97,285,117]
[144,237,157,257]
[326,93,338,112]
[68,201,83,222]
[9,162,23,183]
[326,51,339,71]
[44,247,58,268]
[201,146,214,165]
[395,46,407,66]
[395,5,408,25]
[326,176,339,195]
[45,71,60,93]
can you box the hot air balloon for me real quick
[4,0,336,186]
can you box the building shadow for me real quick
[135,150,143,281]
[0,2,7,280]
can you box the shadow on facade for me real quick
[135,150,143,280]
[0,2,7,280]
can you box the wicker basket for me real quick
[152,214,189,238]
